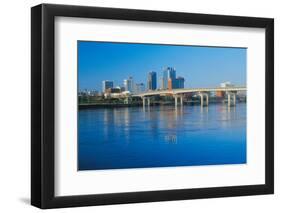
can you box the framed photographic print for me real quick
[31,3,274,209]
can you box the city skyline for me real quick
[80,68,186,94]
[78,41,246,92]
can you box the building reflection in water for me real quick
[93,102,243,145]
[216,104,237,128]
[78,102,246,170]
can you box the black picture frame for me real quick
[31,3,274,209]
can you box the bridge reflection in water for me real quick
[78,101,246,170]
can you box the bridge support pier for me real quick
[124,97,132,104]
[180,96,183,106]
[142,97,151,107]
[142,97,146,107]
[174,95,184,107]
[227,92,236,107]
[198,93,209,107]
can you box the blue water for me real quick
[78,103,246,170]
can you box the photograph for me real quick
[30,3,274,209]
[77,41,247,171]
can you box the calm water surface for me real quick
[78,103,246,170]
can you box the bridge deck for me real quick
[132,87,247,97]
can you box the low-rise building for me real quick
[220,81,234,88]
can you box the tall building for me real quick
[147,71,157,90]
[134,83,145,94]
[168,78,173,90]
[124,76,134,93]
[167,67,176,80]
[162,67,176,89]
[102,80,113,93]
[161,69,168,89]
[173,77,185,89]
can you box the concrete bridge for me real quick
[132,86,246,107]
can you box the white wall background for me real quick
[0,0,279,212]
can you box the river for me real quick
[78,103,246,170]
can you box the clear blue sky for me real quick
[78,41,246,92]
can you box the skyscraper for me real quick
[174,76,185,89]
[102,80,113,93]
[162,67,176,90]
[147,71,157,90]
[134,83,145,94]
[161,69,168,90]
[167,67,176,80]
[124,76,134,93]
[168,78,173,90]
